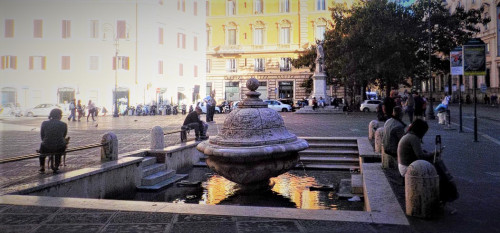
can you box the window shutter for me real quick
[123,57,129,70]
[29,56,33,70]
[177,33,180,48]
[113,57,116,70]
[182,34,186,49]
[1,56,5,69]
[42,56,46,70]
[194,1,198,15]
[194,36,197,51]
[11,56,17,69]
[194,65,198,77]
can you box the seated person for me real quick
[318,97,326,108]
[397,119,433,177]
[183,106,208,141]
[39,109,68,173]
[383,106,406,158]
[312,97,318,110]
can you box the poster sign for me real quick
[452,84,457,92]
[480,83,487,93]
[450,48,463,75]
[460,84,465,92]
[463,39,486,76]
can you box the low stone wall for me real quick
[13,157,143,199]
[147,141,203,171]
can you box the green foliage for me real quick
[300,75,314,95]
[292,0,490,96]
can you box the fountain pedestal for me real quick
[197,78,308,185]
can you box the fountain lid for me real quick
[207,78,297,147]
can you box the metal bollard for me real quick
[405,160,440,218]
[150,126,165,149]
[101,132,118,161]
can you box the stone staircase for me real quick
[297,137,360,171]
[137,157,188,191]
[195,137,361,171]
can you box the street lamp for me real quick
[425,0,436,120]
[103,23,125,118]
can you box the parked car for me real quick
[360,100,382,112]
[279,99,296,111]
[0,103,23,117]
[197,102,221,114]
[25,104,64,117]
[264,100,292,112]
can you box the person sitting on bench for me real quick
[383,106,406,159]
[183,106,208,141]
[397,119,433,177]
[39,108,68,173]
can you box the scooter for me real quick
[165,105,172,115]
[172,105,178,115]
[181,104,187,115]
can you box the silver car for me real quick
[25,104,64,117]
[360,100,382,112]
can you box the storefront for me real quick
[57,87,75,104]
[225,81,240,101]
[278,81,294,100]
[1,87,17,106]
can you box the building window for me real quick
[194,36,198,51]
[61,56,70,70]
[179,63,183,76]
[254,0,263,14]
[5,19,14,38]
[194,1,198,15]
[177,33,186,48]
[206,0,210,16]
[316,0,326,11]
[254,28,263,45]
[280,58,292,71]
[62,20,71,38]
[117,20,127,39]
[226,59,237,72]
[29,56,46,70]
[280,0,290,13]
[227,0,236,16]
[316,25,326,41]
[228,29,237,45]
[159,28,164,44]
[182,0,186,12]
[90,20,99,38]
[194,65,198,77]
[254,58,265,72]
[1,56,17,70]
[89,56,99,70]
[113,56,129,70]
[34,20,43,38]
[280,26,290,44]
[206,59,211,73]
[159,60,163,74]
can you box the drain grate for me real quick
[485,172,500,177]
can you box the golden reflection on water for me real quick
[203,173,338,210]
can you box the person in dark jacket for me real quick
[39,108,68,173]
[183,106,208,141]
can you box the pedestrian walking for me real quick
[67,99,76,121]
[413,91,425,120]
[204,95,213,122]
[405,92,415,123]
[76,100,84,121]
[87,100,96,121]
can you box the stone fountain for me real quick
[197,78,309,186]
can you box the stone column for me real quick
[309,73,328,105]
[101,132,118,161]
[405,160,440,218]
[150,126,165,149]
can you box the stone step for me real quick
[351,174,363,194]
[299,149,359,156]
[294,164,359,171]
[307,142,358,149]
[141,170,176,186]
[194,161,207,167]
[142,163,166,178]
[137,174,189,191]
[299,156,359,164]
[301,137,358,144]
[142,156,157,167]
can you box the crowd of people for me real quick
[66,99,104,122]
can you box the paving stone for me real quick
[59,208,117,213]
[102,224,169,233]
[110,212,173,223]
[34,224,103,233]
[237,221,301,233]
[298,220,373,232]
[366,223,413,233]
[0,224,37,233]
[0,205,10,213]
[172,221,236,233]
[0,214,50,225]
[176,214,233,222]
[1,205,60,214]
[46,213,113,224]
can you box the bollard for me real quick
[381,146,395,169]
[437,111,446,125]
[150,126,165,149]
[374,127,384,153]
[405,160,440,218]
[368,120,379,140]
[446,109,451,127]
[101,132,118,161]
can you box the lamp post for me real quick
[425,0,436,120]
[103,23,121,118]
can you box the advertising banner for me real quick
[450,49,463,75]
[463,40,486,76]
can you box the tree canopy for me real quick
[292,0,490,98]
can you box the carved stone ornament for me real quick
[197,78,309,185]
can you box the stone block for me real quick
[101,132,118,161]
[374,127,384,154]
[405,160,440,218]
[150,126,165,149]
[351,174,363,194]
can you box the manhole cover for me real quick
[485,172,500,177]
